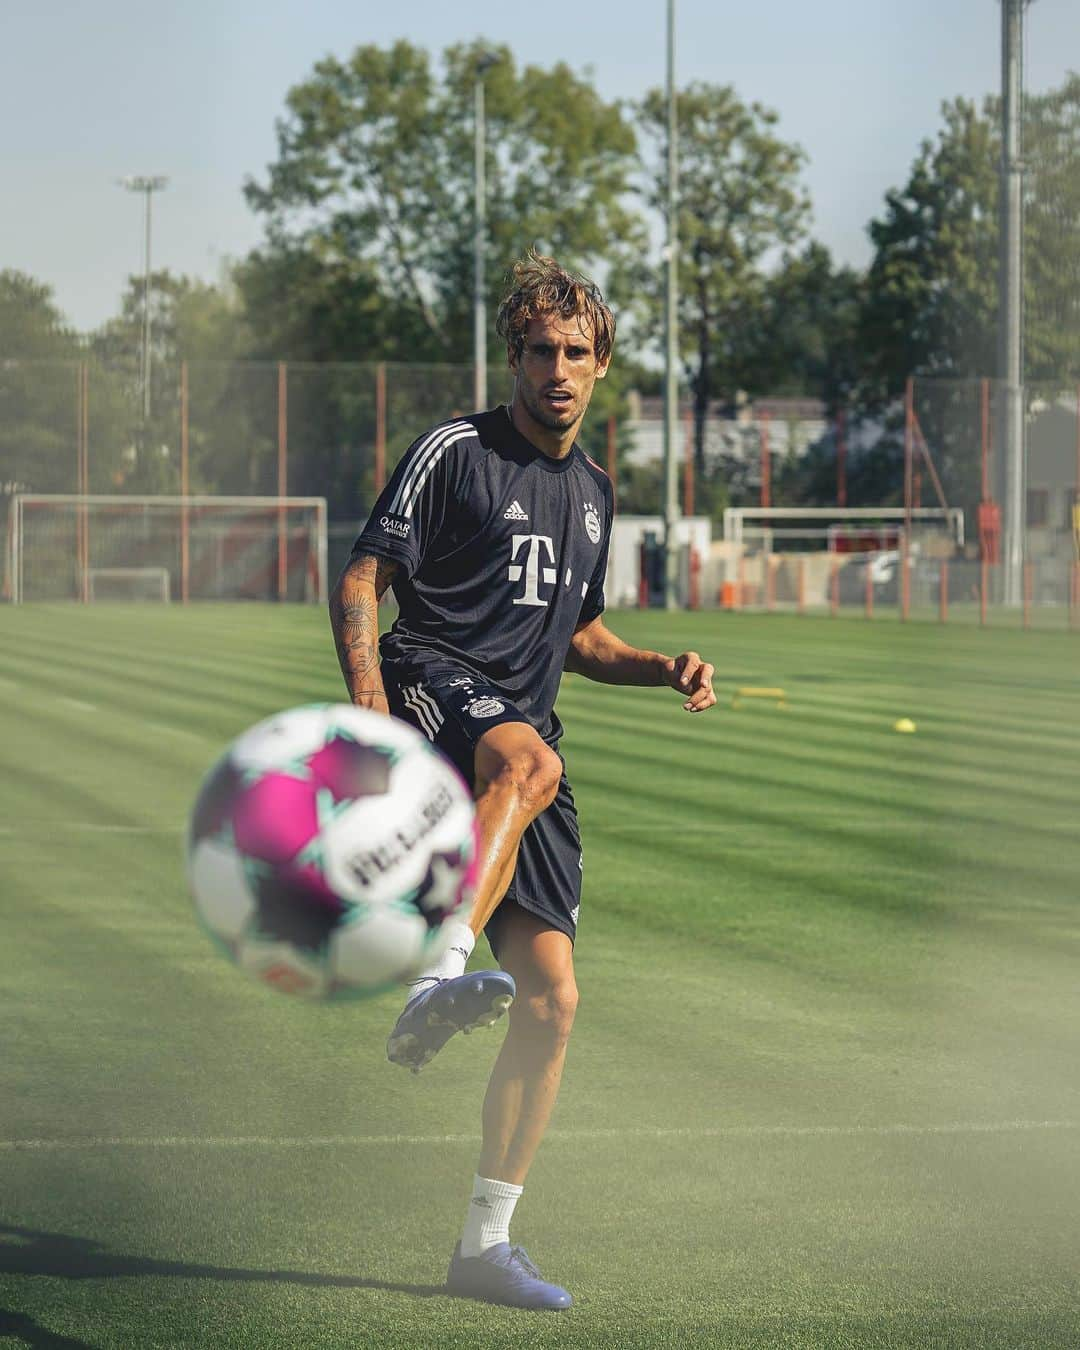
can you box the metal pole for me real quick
[662,0,680,608]
[1000,0,1028,607]
[473,56,496,412]
[142,185,152,421]
[180,360,189,604]
[120,176,168,422]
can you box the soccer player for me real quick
[330,253,716,1310]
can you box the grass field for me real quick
[1,604,1079,1349]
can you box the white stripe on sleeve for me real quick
[388,422,471,517]
[401,428,477,519]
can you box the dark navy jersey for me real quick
[351,405,613,744]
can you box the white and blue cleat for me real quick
[386,971,516,1073]
[446,1242,573,1310]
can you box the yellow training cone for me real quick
[893,718,916,734]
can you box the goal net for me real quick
[7,495,328,604]
[722,506,965,554]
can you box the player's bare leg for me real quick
[477,908,577,1184]
[446,905,576,1309]
[386,722,561,1072]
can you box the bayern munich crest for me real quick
[583,503,602,544]
[468,698,505,719]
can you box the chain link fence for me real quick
[3,361,1078,623]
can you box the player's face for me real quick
[510,314,610,435]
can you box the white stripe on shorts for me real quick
[412,684,444,736]
[401,684,443,741]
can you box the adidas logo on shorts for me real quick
[503,500,529,521]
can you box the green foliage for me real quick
[87,272,257,494]
[750,244,864,410]
[861,76,1080,400]
[859,98,998,402]
[625,84,810,468]
[0,272,82,495]
[244,40,645,365]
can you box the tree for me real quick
[858,98,998,403]
[854,76,1080,524]
[749,244,863,409]
[90,272,256,493]
[628,83,810,470]
[0,271,83,495]
[244,40,645,365]
[860,75,1080,399]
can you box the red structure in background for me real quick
[979,377,1002,563]
[683,409,695,516]
[607,415,617,508]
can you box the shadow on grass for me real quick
[0,1224,446,1300]
[0,1307,95,1348]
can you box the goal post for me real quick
[723,506,966,551]
[9,495,329,605]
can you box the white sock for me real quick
[406,919,475,1002]
[460,1174,523,1258]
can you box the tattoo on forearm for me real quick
[328,554,398,700]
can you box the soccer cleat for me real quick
[446,1242,572,1310]
[386,971,516,1073]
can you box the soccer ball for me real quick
[186,704,476,1000]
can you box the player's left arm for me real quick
[564,616,716,713]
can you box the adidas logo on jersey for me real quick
[503,500,529,521]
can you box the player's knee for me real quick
[521,976,579,1044]
[499,745,562,817]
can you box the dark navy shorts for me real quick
[383,668,582,953]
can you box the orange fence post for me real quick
[900,537,910,622]
[277,361,288,602]
[607,415,617,508]
[904,377,914,554]
[375,362,387,495]
[683,408,694,517]
[865,559,874,620]
[939,559,948,624]
[180,360,190,604]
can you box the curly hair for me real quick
[495,250,616,366]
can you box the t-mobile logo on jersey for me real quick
[508,534,557,607]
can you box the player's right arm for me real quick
[329,553,399,713]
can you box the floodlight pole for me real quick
[999,1,1030,607]
[121,175,168,422]
[662,0,681,609]
[473,54,497,412]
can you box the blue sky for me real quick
[3,0,1078,333]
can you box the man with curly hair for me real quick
[331,252,716,1309]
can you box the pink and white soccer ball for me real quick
[186,704,476,999]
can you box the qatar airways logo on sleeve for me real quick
[508,534,557,607]
[379,514,410,539]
